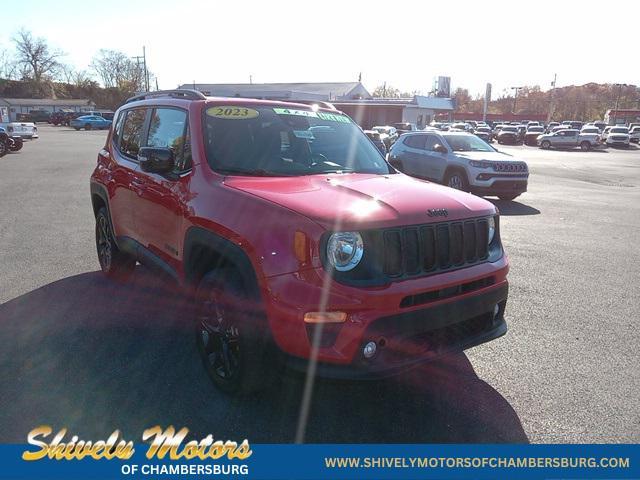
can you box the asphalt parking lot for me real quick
[0,125,638,444]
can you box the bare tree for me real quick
[372,84,412,98]
[13,29,63,83]
[90,49,145,92]
[0,47,18,79]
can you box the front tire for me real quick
[444,170,468,191]
[541,140,551,149]
[95,207,135,281]
[195,269,274,395]
[9,137,24,152]
[580,141,591,151]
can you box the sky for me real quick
[2,0,639,97]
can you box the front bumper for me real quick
[606,140,630,147]
[468,172,528,197]
[497,135,520,144]
[263,256,510,377]
[284,283,508,379]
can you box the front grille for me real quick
[382,218,489,278]
[399,276,496,308]
[610,136,628,141]
[493,162,527,173]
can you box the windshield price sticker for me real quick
[273,108,351,124]
[317,112,351,123]
[206,107,259,119]
[273,108,318,118]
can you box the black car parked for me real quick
[496,126,522,144]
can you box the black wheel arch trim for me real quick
[90,182,119,249]
[183,227,262,303]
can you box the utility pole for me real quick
[548,73,556,123]
[483,83,491,122]
[131,48,149,92]
[510,86,523,117]
[143,46,149,92]
[613,83,627,125]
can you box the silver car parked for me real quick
[388,131,529,201]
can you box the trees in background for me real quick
[0,30,153,109]
[90,49,146,92]
[454,83,640,121]
[372,84,413,98]
[13,29,63,83]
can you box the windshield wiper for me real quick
[309,167,356,174]
[216,168,292,177]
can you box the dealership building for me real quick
[180,81,372,102]
[179,81,455,129]
[604,109,640,125]
[333,96,455,130]
[0,98,95,121]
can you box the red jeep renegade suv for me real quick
[90,90,509,394]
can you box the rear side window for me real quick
[424,135,440,151]
[404,135,426,149]
[112,111,126,146]
[119,109,147,159]
[146,108,191,172]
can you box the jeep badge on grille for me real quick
[427,208,448,217]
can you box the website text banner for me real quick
[3,443,638,479]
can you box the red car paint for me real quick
[90,94,509,376]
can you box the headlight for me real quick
[469,160,492,169]
[488,216,496,244]
[326,232,364,271]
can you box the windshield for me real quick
[502,127,517,133]
[611,127,629,134]
[444,134,495,152]
[528,127,544,132]
[203,106,392,176]
[582,128,599,134]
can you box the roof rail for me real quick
[125,89,206,104]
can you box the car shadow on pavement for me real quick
[488,199,540,216]
[0,268,528,444]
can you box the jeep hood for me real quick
[224,173,495,230]
[452,150,517,162]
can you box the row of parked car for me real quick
[17,109,115,125]
[412,119,639,151]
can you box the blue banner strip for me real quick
[2,443,638,479]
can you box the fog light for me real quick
[363,341,377,359]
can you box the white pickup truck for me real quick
[0,121,38,139]
[537,129,600,151]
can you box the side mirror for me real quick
[434,143,448,154]
[138,147,174,173]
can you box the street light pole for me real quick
[612,83,626,125]
[510,86,523,117]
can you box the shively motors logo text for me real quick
[22,425,252,461]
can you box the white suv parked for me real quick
[604,126,630,147]
[388,131,529,201]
